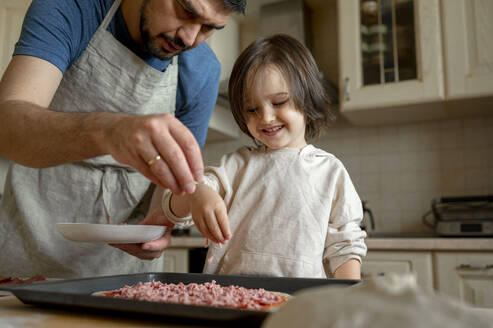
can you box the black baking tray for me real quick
[0,272,359,326]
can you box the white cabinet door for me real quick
[163,249,189,273]
[338,0,444,122]
[206,17,240,82]
[441,0,493,99]
[434,252,493,308]
[362,251,434,291]
[0,0,31,77]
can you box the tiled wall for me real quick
[202,115,493,233]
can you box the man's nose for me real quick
[178,23,202,48]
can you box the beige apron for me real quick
[0,0,178,278]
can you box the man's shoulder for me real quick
[29,0,109,17]
[16,0,112,72]
[179,42,220,75]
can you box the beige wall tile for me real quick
[464,148,488,168]
[439,119,464,149]
[360,154,379,173]
[464,117,487,148]
[379,152,401,172]
[440,149,464,169]
[465,168,489,191]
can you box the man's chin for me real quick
[147,47,177,60]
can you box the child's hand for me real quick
[189,184,231,244]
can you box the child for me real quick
[162,34,367,279]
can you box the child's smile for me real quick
[262,124,284,136]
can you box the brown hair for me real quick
[228,34,336,141]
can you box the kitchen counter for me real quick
[3,291,493,327]
[0,295,227,328]
[170,235,493,251]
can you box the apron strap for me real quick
[100,0,122,31]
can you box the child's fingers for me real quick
[197,215,218,243]
[193,216,211,241]
[203,211,224,243]
[214,208,231,240]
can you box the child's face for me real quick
[243,66,307,150]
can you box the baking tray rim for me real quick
[0,272,360,324]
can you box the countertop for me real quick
[2,292,493,327]
[0,295,227,328]
[169,235,493,251]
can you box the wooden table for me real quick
[0,294,226,328]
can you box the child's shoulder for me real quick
[215,145,259,165]
[304,145,342,164]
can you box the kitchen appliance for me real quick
[423,195,493,237]
[361,200,375,231]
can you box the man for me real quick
[0,0,246,278]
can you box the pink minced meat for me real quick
[105,280,285,311]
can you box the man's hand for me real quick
[110,206,174,260]
[0,56,204,196]
[104,113,203,196]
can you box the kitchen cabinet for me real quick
[434,252,493,309]
[441,0,493,99]
[364,249,493,308]
[0,0,31,77]
[338,0,444,123]
[163,249,189,273]
[362,250,434,291]
[336,0,493,126]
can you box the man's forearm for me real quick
[0,100,116,167]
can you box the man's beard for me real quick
[139,0,188,60]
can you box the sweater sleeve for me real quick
[203,147,248,201]
[323,162,367,275]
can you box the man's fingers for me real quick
[138,144,182,193]
[133,156,167,189]
[149,157,181,194]
[141,227,172,251]
[154,134,196,194]
[109,243,163,260]
[169,121,204,182]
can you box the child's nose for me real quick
[259,107,275,122]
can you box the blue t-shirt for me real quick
[13,0,221,147]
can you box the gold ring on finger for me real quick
[147,155,161,166]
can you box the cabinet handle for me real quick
[344,77,351,101]
[456,264,493,270]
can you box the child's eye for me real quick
[273,100,288,107]
[245,108,257,114]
